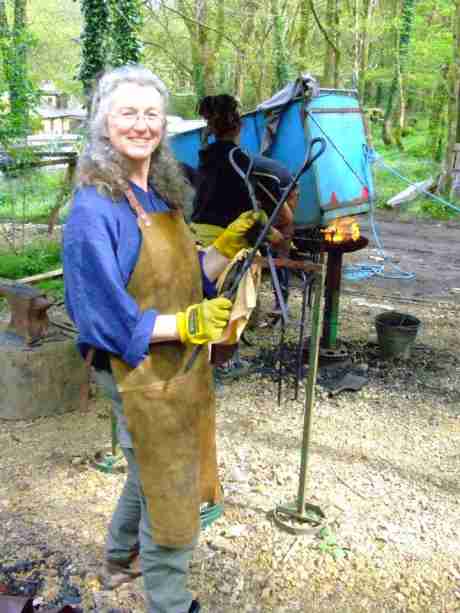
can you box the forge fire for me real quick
[322,216,360,243]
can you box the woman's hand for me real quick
[212,210,268,259]
[176,297,232,344]
[151,297,232,344]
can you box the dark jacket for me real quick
[191,140,292,227]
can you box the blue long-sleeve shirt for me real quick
[63,182,215,369]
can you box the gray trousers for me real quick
[94,369,196,613]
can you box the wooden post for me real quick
[47,156,77,234]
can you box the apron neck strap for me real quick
[125,186,152,227]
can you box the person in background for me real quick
[191,93,299,316]
[62,65,265,613]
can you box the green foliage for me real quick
[416,199,458,221]
[78,0,144,95]
[0,240,61,278]
[272,2,290,90]
[169,93,197,119]
[317,527,350,561]
[108,0,143,67]
[371,120,459,220]
[0,239,64,301]
[36,277,64,301]
[78,0,110,96]
[0,169,66,223]
[28,0,82,96]
[0,8,39,146]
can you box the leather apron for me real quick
[110,189,221,548]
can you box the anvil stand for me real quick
[273,252,327,534]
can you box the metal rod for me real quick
[111,410,118,457]
[266,246,289,325]
[294,271,310,401]
[277,319,286,406]
[297,252,326,515]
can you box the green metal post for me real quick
[273,254,327,533]
[111,409,118,457]
[297,253,326,513]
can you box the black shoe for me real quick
[189,600,201,613]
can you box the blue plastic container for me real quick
[169,88,374,228]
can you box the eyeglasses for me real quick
[111,109,164,129]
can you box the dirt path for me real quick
[345,211,460,300]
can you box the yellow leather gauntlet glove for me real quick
[176,297,232,344]
[213,210,269,259]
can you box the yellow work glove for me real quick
[213,210,270,259]
[176,297,232,344]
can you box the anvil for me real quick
[0,281,53,344]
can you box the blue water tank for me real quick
[169,88,374,228]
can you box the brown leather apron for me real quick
[110,189,221,548]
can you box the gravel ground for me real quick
[1,275,460,613]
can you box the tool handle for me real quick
[226,138,327,298]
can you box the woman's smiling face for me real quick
[106,82,166,163]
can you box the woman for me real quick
[63,65,264,613]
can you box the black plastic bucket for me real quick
[375,311,420,360]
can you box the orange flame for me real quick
[322,216,360,243]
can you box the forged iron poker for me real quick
[184,136,326,373]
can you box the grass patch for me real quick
[0,240,64,301]
[370,121,459,221]
[0,240,61,279]
[0,168,66,224]
[35,278,65,301]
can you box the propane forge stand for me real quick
[321,236,369,361]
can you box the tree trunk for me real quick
[333,0,340,87]
[177,0,218,99]
[310,0,340,88]
[297,0,310,70]
[359,0,375,103]
[11,0,27,114]
[396,0,416,135]
[0,0,10,87]
[381,0,417,147]
[78,0,110,99]
[271,0,289,90]
[446,0,460,197]
[109,0,143,67]
[322,0,334,87]
[233,0,257,100]
[382,74,398,145]
[427,66,449,161]
[0,0,30,136]
[352,0,360,88]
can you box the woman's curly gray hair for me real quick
[77,64,191,210]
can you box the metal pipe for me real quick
[297,253,326,514]
[322,251,343,349]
